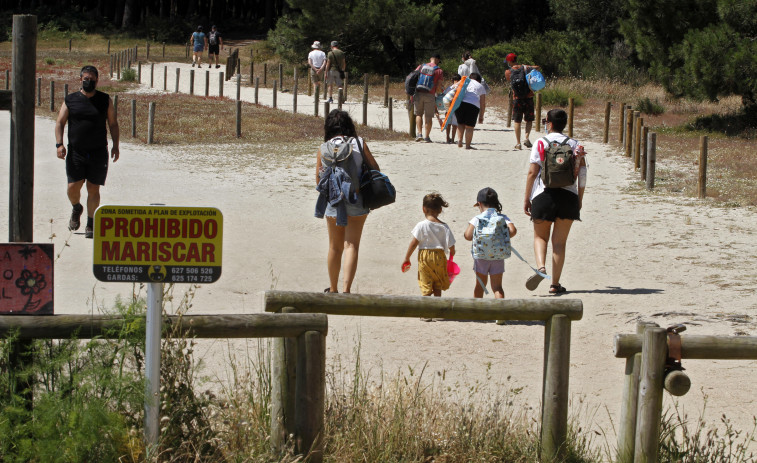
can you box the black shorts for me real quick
[513,97,535,123]
[66,145,109,185]
[208,44,220,55]
[530,188,580,222]
[455,102,480,127]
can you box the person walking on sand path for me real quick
[505,53,540,150]
[413,54,444,143]
[325,41,346,104]
[523,109,587,295]
[315,110,380,294]
[207,25,223,69]
[454,72,486,150]
[190,26,208,68]
[54,65,120,239]
[308,41,327,96]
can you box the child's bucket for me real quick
[447,256,461,283]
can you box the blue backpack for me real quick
[416,63,438,92]
[472,211,511,260]
[527,69,546,91]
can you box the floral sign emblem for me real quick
[1,244,54,315]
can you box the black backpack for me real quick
[510,66,529,98]
[405,69,420,96]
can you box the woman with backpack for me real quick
[523,109,587,295]
[315,110,380,294]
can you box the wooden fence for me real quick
[0,313,328,462]
[613,322,757,463]
[263,290,583,462]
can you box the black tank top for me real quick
[65,90,110,152]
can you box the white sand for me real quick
[2,62,756,449]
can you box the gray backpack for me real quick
[540,136,575,188]
[321,136,361,194]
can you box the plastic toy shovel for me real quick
[447,256,461,283]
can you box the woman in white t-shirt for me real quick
[523,109,587,295]
[454,73,487,150]
[403,193,456,297]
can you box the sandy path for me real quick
[2,63,756,448]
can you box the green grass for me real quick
[539,86,584,107]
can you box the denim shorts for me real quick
[325,195,369,217]
[473,259,504,275]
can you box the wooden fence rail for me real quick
[264,290,582,462]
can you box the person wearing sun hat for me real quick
[505,52,541,150]
[308,41,327,94]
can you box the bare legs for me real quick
[532,218,573,287]
[473,272,504,299]
[67,180,101,217]
[514,120,533,147]
[326,214,368,293]
[456,124,475,149]
[415,115,432,139]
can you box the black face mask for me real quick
[82,80,96,92]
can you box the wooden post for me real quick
[383,74,389,107]
[110,54,114,77]
[254,77,259,104]
[634,327,667,463]
[295,331,326,463]
[617,322,656,463]
[162,42,165,58]
[314,89,319,117]
[49,80,54,111]
[236,73,241,101]
[634,116,643,169]
[205,70,209,97]
[163,66,167,92]
[323,70,328,100]
[137,61,141,84]
[63,83,68,98]
[603,101,611,143]
[146,42,150,60]
[273,80,278,108]
[646,133,656,190]
[568,97,574,138]
[308,69,312,96]
[150,63,154,88]
[9,15,38,411]
[147,102,155,144]
[618,102,625,143]
[362,93,368,126]
[344,71,349,101]
[4,69,8,90]
[249,61,254,87]
[363,73,368,96]
[625,108,633,156]
[117,53,121,80]
[130,99,136,138]
[507,91,513,128]
[641,127,649,181]
[174,68,180,93]
[107,39,110,54]
[697,135,708,199]
[263,63,268,87]
[324,101,330,116]
[338,88,343,111]
[36,77,41,106]
[408,96,416,138]
[278,63,284,91]
[388,97,393,131]
[293,74,298,114]
[535,93,542,132]
[541,315,571,462]
[113,94,118,115]
[271,307,298,453]
[134,45,137,61]
[236,100,241,138]
[189,69,195,95]
[185,42,189,58]
[68,38,71,52]
[219,72,224,97]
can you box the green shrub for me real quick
[636,97,665,115]
[540,87,585,107]
[120,68,137,82]
[43,57,56,65]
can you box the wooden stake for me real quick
[541,314,571,462]
[603,101,611,143]
[646,133,656,190]
[388,97,393,131]
[271,307,298,453]
[174,68,180,93]
[295,331,326,463]
[163,66,167,91]
[205,70,209,97]
[189,69,195,95]
[641,127,649,181]
[625,108,633,156]
[137,61,141,84]
[568,97,574,138]
[254,77,259,104]
[279,63,284,91]
[618,102,625,143]
[107,39,110,54]
[219,72,224,97]
[150,62,154,88]
[314,89,319,117]
[273,80,278,108]
[147,102,155,144]
[236,100,241,138]
[293,74,298,114]
[698,135,708,199]
[236,73,241,101]
[338,88,343,110]
[384,74,389,107]
[49,80,54,111]
[130,99,136,138]
[362,93,368,126]
[408,96,416,138]
[507,91,513,128]
[634,327,667,463]
[263,63,268,87]
[634,116,642,169]
[535,93,542,132]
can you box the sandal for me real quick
[526,267,546,291]
[324,287,337,293]
[549,284,567,295]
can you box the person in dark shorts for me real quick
[523,109,587,294]
[207,25,223,69]
[505,53,540,150]
[453,72,487,150]
[55,65,120,239]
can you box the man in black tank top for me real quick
[55,65,120,239]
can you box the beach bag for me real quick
[539,136,576,188]
[360,166,396,210]
[527,69,545,91]
[416,63,438,92]
[435,94,446,112]
[472,212,511,260]
[442,88,455,108]
[405,69,420,95]
[510,66,529,98]
[321,137,361,195]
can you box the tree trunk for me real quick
[121,0,136,28]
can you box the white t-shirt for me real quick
[411,219,456,253]
[529,133,586,199]
[469,210,512,228]
[308,50,326,69]
[457,59,480,77]
[461,79,486,107]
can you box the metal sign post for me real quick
[144,281,163,454]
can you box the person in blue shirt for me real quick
[190,26,207,68]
